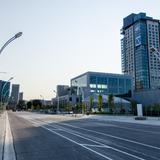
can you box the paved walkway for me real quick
[0,112,6,160]
[41,113,160,126]
[16,111,160,126]
[37,111,160,126]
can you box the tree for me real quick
[32,99,42,110]
[152,104,160,116]
[158,104,160,118]
[17,100,26,110]
[82,103,86,114]
[26,101,32,110]
[131,100,137,115]
[98,94,103,112]
[65,102,72,113]
[108,94,114,113]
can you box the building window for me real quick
[90,84,96,88]
[97,84,108,89]
[90,90,95,93]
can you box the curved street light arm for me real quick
[53,90,59,113]
[0,32,22,55]
[0,36,15,55]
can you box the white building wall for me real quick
[147,20,160,89]
[122,25,135,88]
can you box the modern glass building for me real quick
[71,72,132,97]
[0,80,11,103]
[121,13,160,90]
[19,92,23,101]
[10,84,20,104]
[56,85,69,97]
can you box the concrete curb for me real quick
[0,112,5,160]
[3,112,16,160]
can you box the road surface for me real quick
[8,112,160,160]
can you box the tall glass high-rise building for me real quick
[121,13,160,90]
[11,84,20,104]
[0,80,10,103]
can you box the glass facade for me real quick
[10,84,20,103]
[71,74,87,87]
[121,12,160,90]
[90,76,108,94]
[71,72,132,96]
[108,78,118,93]
[0,80,10,103]
[134,21,150,89]
[119,78,125,93]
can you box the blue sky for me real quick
[0,0,159,100]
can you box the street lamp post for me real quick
[74,80,84,101]
[53,90,60,114]
[0,77,14,111]
[74,80,85,113]
[0,32,22,112]
[0,32,23,55]
[40,95,45,109]
[3,89,10,101]
[2,89,10,110]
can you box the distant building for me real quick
[52,72,132,113]
[121,12,160,90]
[71,71,132,98]
[19,92,23,101]
[43,100,52,106]
[52,94,78,111]
[0,80,10,103]
[52,85,78,111]
[10,84,20,105]
[57,85,69,97]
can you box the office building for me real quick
[52,85,78,111]
[121,12,160,90]
[71,71,132,98]
[19,92,23,101]
[56,85,69,97]
[0,80,10,103]
[10,84,20,104]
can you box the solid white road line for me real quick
[16,113,160,159]
[3,112,16,160]
[31,119,146,160]
[31,120,113,160]
[55,121,160,150]
[45,121,159,160]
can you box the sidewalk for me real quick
[43,113,160,126]
[84,115,160,126]
[0,111,16,160]
[0,112,6,160]
[25,111,160,126]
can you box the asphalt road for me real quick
[8,112,160,160]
